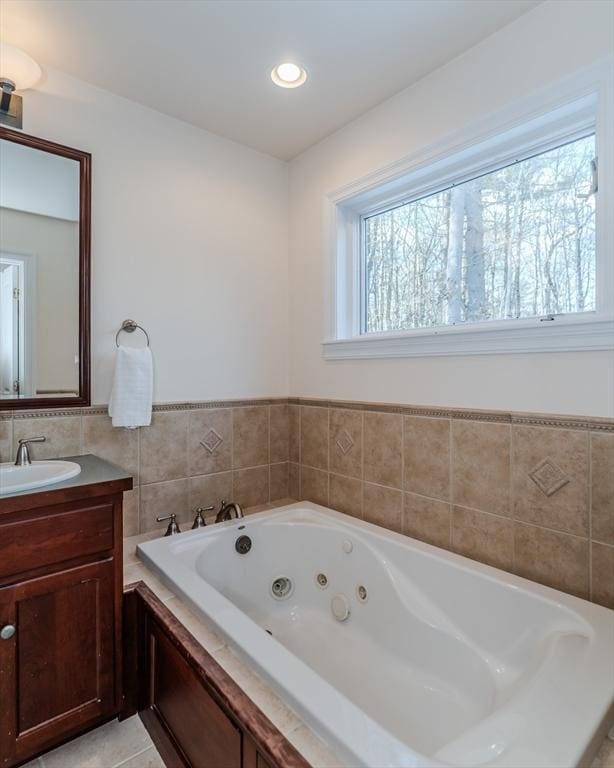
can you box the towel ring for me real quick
[116,319,150,347]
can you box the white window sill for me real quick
[322,317,614,359]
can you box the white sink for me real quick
[0,460,82,495]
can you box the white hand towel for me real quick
[108,345,153,428]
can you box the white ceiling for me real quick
[1,0,540,160]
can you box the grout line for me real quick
[136,421,142,533]
[298,405,302,499]
[401,413,405,534]
[588,431,593,600]
[112,745,156,768]
[326,408,330,506]
[268,405,272,504]
[359,410,364,519]
[448,418,453,547]
[78,411,84,454]
[510,423,516,575]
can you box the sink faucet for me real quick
[215,499,244,523]
[14,436,46,466]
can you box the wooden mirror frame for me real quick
[0,128,91,410]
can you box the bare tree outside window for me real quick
[364,134,596,333]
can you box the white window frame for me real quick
[322,58,614,359]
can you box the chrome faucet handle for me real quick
[156,513,181,536]
[14,436,46,466]
[192,506,214,529]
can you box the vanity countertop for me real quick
[0,453,133,512]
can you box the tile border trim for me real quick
[4,396,613,432]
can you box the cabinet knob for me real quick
[0,625,15,640]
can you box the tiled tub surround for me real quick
[0,401,294,538]
[1,396,612,608]
[286,398,614,610]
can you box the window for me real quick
[364,135,596,334]
[324,72,613,359]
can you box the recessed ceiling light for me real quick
[271,62,307,89]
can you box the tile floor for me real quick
[19,716,614,768]
[23,716,164,768]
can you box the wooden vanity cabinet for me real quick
[0,473,131,768]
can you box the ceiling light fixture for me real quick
[0,43,42,129]
[271,62,307,89]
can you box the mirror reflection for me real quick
[0,138,80,398]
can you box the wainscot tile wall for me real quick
[1,397,612,610]
[286,398,614,611]
[0,400,293,537]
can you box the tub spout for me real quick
[215,499,244,523]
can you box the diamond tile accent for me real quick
[200,428,223,454]
[336,429,354,456]
[528,457,570,497]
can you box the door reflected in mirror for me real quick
[0,131,90,405]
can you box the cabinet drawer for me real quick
[0,502,114,578]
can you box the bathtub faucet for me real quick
[216,499,244,523]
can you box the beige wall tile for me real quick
[329,473,362,518]
[300,465,328,506]
[188,409,232,476]
[288,405,300,463]
[140,411,188,484]
[270,462,289,501]
[591,433,614,545]
[233,465,269,508]
[140,479,189,533]
[404,417,450,500]
[82,414,138,480]
[188,471,233,522]
[122,488,140,537]
[0,417,12,462]
[13,415,80,459]
[329,409,363,479]
[591,542,614,609]
[233,407,269,469]
[301,406,329,470]
[288,462,300,499]
[451,506,513,570]
[270,405,289,463]
[404,493,451,549]
[363,412,402,489]
[514,522,589,599]
[512,426,588,536]
[452,421,510,516]
[363,482,402,533]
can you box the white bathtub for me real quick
[138,502,614,768]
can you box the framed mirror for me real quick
[0,128,90,409]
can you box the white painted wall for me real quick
[288,0,614,417]
[22,67,289,404]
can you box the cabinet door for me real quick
[0,559,117,767]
